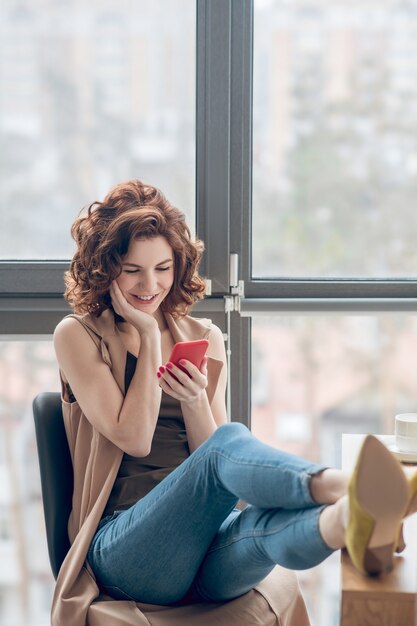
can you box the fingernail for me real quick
[157,372,161,378]
[166,362,173,369]
[159,366,165,374]
[179,360,187,366]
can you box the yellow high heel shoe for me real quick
[346,434,410,575]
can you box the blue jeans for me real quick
[87,422,333,605]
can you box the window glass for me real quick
[0,0,196,259]
[0,341,59,626]
[252,313,417,625]
[253,1,417,278]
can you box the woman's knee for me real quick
[209,421,251,449]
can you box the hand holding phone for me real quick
[167,339,209,380]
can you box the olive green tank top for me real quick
[102,352,190,518]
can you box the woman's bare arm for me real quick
[54,281,168,457]
[54,316,162,457]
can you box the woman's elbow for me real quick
[129,443,152,458]
[116,435,152,457]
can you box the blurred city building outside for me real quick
[0,0,196,259]
[0,342,58,626]
[253,1,417,278]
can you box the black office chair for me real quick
[33,391,73,580]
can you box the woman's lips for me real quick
[130,293,159,304]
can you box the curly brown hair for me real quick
[64,180,206,318]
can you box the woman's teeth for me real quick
[134,294,158,302]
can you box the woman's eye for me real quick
[124,267,171,274]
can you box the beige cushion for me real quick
[88,566,310,626]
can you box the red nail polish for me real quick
[157,371,161,378]
[166,362,173,369]
[159,366,165,374]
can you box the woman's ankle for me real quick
[319,496,348,550]
[310,469,349,504]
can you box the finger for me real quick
[170,361,207,392]
[109,281,119,300]
[200,355,208,376]
[178,359,203,380]
[111,280,123,303]
[111,281,130,313]
[109,283,120,309]
[158,368,201,404]
[157,371,178,395]
[109,283,123,314]
[165,362,193,384]
[161,364,187,388]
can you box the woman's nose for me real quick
[138,272,157,292]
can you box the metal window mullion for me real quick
[229,0,253,291]
[243,279,417,299]
[196,0,232,294]
[227,0,253,427]
[228,311,252,428]
[239,297,417,315]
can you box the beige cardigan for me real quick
[52,308,310,626]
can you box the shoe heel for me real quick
[395,523,406,554]
[347,435,410,575]
[365,544,396,574]
[395,470,417,553]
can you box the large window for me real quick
[253,0,417,279]
[0,0,196,259]
[247,2,417,622]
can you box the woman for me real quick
[53,179,414,623]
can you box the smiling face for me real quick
[116,236,175,316]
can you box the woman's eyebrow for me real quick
[122,258,173,268]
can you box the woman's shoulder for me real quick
[53,312,112,360]
[54,313,83,339]
[54,312,91,339]
[54,309,115,340]
[53,314,92,353]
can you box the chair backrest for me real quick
[33,392,73,580]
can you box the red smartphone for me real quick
[168,339,209,380]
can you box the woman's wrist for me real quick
[137,321,161,339]
[180,389,207,408]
